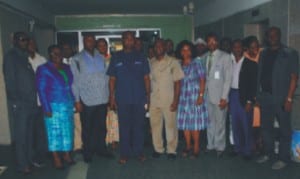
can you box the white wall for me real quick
[0,0,54,24]
[195,0,272,26]
[0,25,10,144]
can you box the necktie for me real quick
[208,52,213,73]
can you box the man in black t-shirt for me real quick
[256,27,299,170]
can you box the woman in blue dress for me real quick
[36,45,75,169]
[176,40,208,158]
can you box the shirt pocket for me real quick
[115,62,127,76]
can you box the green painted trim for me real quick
[55,15,193,45]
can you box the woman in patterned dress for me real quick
[176,40,208,158]
[36,45,75,169]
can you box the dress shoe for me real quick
[256,155,269,164]
[182,148,192,157]
[229,151,238,157]
[138,155,146,163]
[83,157,92,163]
[152,152,163,159]
[271,160,287,170]
[167,153,177,160]
[97,151,115,159]
[118,157,128,165]
[190,152,199,159]
[18,167,32,175]
[31,161,46,168]
[204,148,214,153]
[217,151,224,158]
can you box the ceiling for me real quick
[38,0,207,15]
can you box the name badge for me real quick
[214,71,220,79]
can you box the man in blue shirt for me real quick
[256,27,299,170]
[71,34,113,163]
[107,31,151,164]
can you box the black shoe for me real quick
[217,151,224,158]
[83,157,92,163]
[204,149,214,153]
[18,167,32,175]
[167,154,176,160]
[152,152,163,158]
[229,151,238,157]
[97,151,115,159]
[243,155,252,161]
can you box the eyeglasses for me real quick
[19,37,29,42]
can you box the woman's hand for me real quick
[196,96,203,105]
[170,101,178,112]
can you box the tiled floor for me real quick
[0,144,300,179]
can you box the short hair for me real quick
[83,34,95,41]
[96,38,108,46]
[205,32,219,42]
[165,39,174,44]
[154,38,165,47]
[267,26,281,38]
[232,39,243,46]
[122,31,135,39]
[13,31,28,42]
[243,36,259,48]
[48,44,61,56]
[175,40,196,60]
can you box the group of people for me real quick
[3,26,299,175]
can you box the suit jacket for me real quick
[257,46,299,104]
[36,61,74,113]
[206,49,233,104]
[238,58,258,106]
[3,47,37,106]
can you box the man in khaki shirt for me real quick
[150,39,184,160]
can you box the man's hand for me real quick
[75,102,83,113]
[284,100,292,112]
[109,96,117,111]
[170,101,178,112]
[245,103,252,113]
[218,99,227,110]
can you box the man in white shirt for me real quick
[61,43,82,152]
[228,39,257,160]
[62,43,74,65]
[27,38,47,167]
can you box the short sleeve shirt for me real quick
[150,55,184,107]
[107,50,150,104]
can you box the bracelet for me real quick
[199,93,204,97]
[287,97,292,102]
[246,100,252,104]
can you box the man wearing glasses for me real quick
[3,32,38,174]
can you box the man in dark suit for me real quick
[3,32,38,174]
[229,39,257,160]
[256,27,299,170]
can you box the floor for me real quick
[0,142,299,179]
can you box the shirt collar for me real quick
[231,54,245,64]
